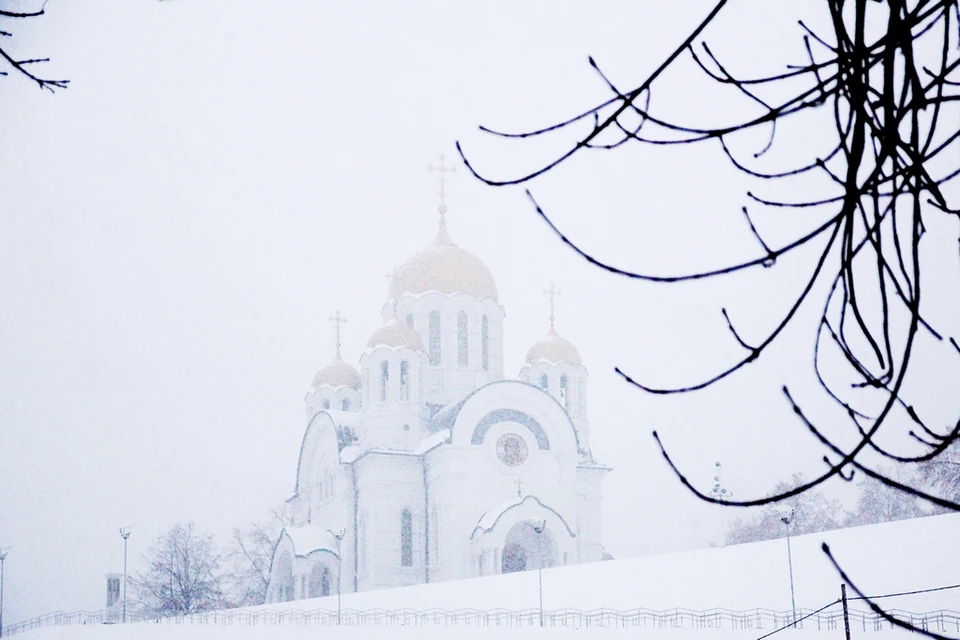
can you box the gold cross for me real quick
[329,311,346,358]
[543,283,561,331]
[427,153,457,211]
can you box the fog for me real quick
[1,0,958,625]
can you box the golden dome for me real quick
[389,220,498,302]
[525,328,582,366]
[311,355,361,390]
[367,319,425,352]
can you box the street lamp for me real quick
[711,462,733,547]
[120,529,131,623]
[532,521,546,627]
[0,549,8,638]
[779,510,797,627]
[327,529,345,626]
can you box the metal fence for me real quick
[5,604,960,636]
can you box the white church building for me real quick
[265,184,611,602]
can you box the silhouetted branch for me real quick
[465,3,960,632]
[0,1,68,92]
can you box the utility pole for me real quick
[327,529,345,625]
[841,583,852,640]
[533,522,546,627]
[120,529,131,623]
[780,511,797,627]
[0,549,7,638]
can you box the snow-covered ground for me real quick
[252,512,960,614]
[14,627,931,640]
[14,513,960,639]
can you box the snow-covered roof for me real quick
[415,429,450,455]
[427,394,470,433]
[283,526,338,557]
[339,444,362,463]
[474,496,525,532]
[471,494,577,539]
[341,446,420,464]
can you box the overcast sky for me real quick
[2,0,958,624]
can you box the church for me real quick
[265,170,611,602]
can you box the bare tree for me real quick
[727,473,842,544]
[915,440,960,501]
[225,506,294,607]
[138,522,225,616]
[844,465,926,526]
[462,2,960,635]
[0,1,68,91]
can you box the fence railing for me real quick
[5,603,960,636]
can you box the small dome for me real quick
[525,329,582,366]
[311,356,361,390]
[367,319,425,352]
[389,220,498,302]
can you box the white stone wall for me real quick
[353,451,425,590]
[358,345,426,450]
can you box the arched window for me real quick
[539,374,549,391]
[405,313,414,329]
[323,399,331,410]
[428,311,441,365]
[400,360,409,401]
[342,398,351,411]
[309,564,330,598]
[481,315,489,371]
[320,567,330,597]
[457,311,469,366]
[379,361,389,401]
[400,509,413,566]
[560,375,569,409]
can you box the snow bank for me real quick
[254,512,960,614]
[15,513,960,639]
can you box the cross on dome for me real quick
[543,283,561,332]
[329,311,347,358]
[515,476,523,497]
[427,153,457,219]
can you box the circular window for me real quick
[496,433,529,467]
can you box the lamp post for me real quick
[327,529,345,625]
[0,549,8,638]
[119,529,131,623]
[711,461,733,547]
[532,521,546,627]
[780,510,797,627]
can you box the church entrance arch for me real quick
[500,521,558,574]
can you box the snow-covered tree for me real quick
[844,467,925,526]
[226,506,294,606]
[726,474,842,545]
[915,442,960,504]
[138,522,225,615]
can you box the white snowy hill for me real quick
[17,513,960,639]
[251,511,960,613]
